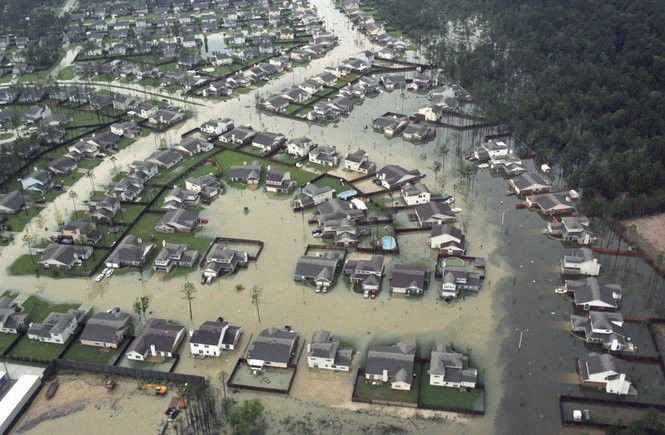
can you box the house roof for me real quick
[80,309,131,344]
[190,319,229,346]
[127,318,184,356]
[246,327,298,364]
[390,263,429,289]
[566,278,622,309]
[294,254,341,280]
[366,342,416,383]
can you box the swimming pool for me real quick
[381,236,397,250]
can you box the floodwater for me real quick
[3,0,665,433]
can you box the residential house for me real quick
[510,172,551,196]
[38,244,93,270]
[563,278,622,311]
[401,182,438,206]
[79,308,131,348]
[415,202,455,226]
[526,192,577,215]
[344,150,376,174]
[286,137,315,157]
[62,220,100,244]
[429,224,465,254]
[390,263,430,296]
[372,114,409,137]
[155,209,199,233]
[202,243,249,278]
[107,176,144,201]
[27,309,86,344]
[153,242,199,273]
[228,161,262,184]
[473,140,510,162]
[174,138,213,156]
[246,327,299,370]
[105,235,153,268]
[317,199,365,226]
[126,318,186,361]
[365,342,416,390]
[0,297,30,334]
[571,311,628,351]
[161,187,201,210]
[578,353,635,396]
[20,170,53,193]
[546,217,595,245]
[47,157,78,176]
[294,253,342,292]
[220,126,256,145]
[189,318,242,357]
[309,145,339,167]
[185,174,221,200]
[307,330,353,371]
[110,121,141,138]
[402,122,435,142]
[251,132,286,153]
[147,149,183,169]
[561,248,601,276]
[264,167,295,193]
[200,118,234,136]
[23,105,51,124]
[441,266,482,299]
[150,108,186,126]
[343,256,385,295]
[88,196,120,223]
[0,191,25,214]
[293,184,335,209]
[376,165,422,190]
[429,344,478,389]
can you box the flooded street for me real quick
[4,0,665,434]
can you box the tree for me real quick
[182,282,196,322]
[235,283,245,292]
[85,170,95,193]
[228,399,266,435]
[250,285,262,324]
[68,190,78,216]
[22,233,35,263]
[133,296,150,322]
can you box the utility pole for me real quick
[516,328,529,349]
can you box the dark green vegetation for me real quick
[372,0,665,218]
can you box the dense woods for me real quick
[371,0,665,217]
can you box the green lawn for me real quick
[148,150,216,186]
[58,66,76,80]
[130,213,213,254]
[3,207,41,232]
[20,295,80,323]
[9,248,107,278]
[114,204,145,225]
[77,157,104,170]
[215,150,317,187]
[313,176,349,193]
[61,171,85,187]
[10,336,66,361]
[0,333,20,355]
[0,132,13,140]
[62,340,122,364]
[354,372,420,404]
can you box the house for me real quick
[88,196,120,223]
[174,138,213,156]
[372,114,409,137]
[0,297,30,334]
[221,126,257,145]
[110,121,141,138]
[185,174,221,200]
[0,191,25,214]
[129,160,159,180]
[429,344,478,389]
[307,104,341,122]
[202,243,249,278]
[490,154,526,176]
[147,149,183,169]
[150,108,186,126]
[546,217,595,245]
[286,137,315,157]
[20,170,53,193]
[262,95,290,112]
[415,202,455,226]
[402,122,435,142]
[473,140,510,162]
[189,318,243,357]
[264,167,295,193]
[79,308,131,348]
[578,353,635,396]
[153,242,199,273]
[200,118,234,136]
[562,278,622,311]
[27,309,86,344]
[429,225,465,254]
[365,342,416,390]
[344,150,376,174]
[162,187,201,210]
[246,327,299,370]
[561,248,601,276]
[441,266,482,299]
[38,244,93,270]
[309,145,339,167]
[293,184,335,209]
[105,235,153,268]
[307,330,353,371]
[23,105,51,124]
[401,182,441,206]
[510,172,551,196]
[126,318,185,361]
[526,192,576,215]
[571,311,628,351]
[155,209,199,233]
[376,165,422,189]
[87,132,120,151]
[228,161,262,184]
[390,263,430,296]
[294,253,342,292]
[343,256,385,294]
[417,104,444,122]
[62,220,100,244]
[107,176,144,201]
[317,199,365,225]
[47,157,78,176]
[332,217,359,246]
[251,132,286,153]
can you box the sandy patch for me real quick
[624,213,665,254]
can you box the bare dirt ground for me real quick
[14,374,171,434]
[624,213,665,254]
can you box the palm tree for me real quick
[110,155,119,180]
[68,190,78,217]
[85,169,95,193]
[182,282,196,322]
[250,285,262,323]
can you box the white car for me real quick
[94,273,104,282]
[105,268,114,277]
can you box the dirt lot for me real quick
[624,213,665,254]
[13,374,172,434]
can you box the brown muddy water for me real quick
[4,0,665,434]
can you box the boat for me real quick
[45,382,59,399]
[555,287,567,294]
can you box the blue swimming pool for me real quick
[381,236,397,250]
